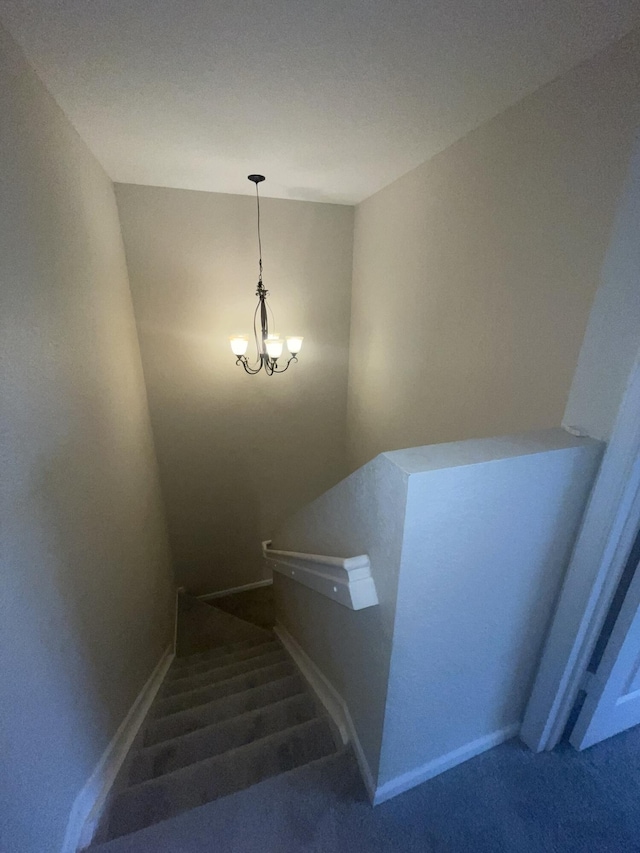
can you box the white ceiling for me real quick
[2,1,639,205]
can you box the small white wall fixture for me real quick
[262,541,378,610]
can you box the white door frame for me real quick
[521,348,640,752]
[570,532,640,750]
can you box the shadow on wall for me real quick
[495,453,605,722]
[2,380,175,848]
[135,313,348,596]
[143,346,264,592]
[0,41,177,845]
[563,126,640,440]
[115,184,354,597]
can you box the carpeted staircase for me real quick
[87,599,341,848]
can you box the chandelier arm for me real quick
[237,356,264,374]
[271,355,298,374]
[266,296,276,331]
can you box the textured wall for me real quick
[271,430,602,799]
[347,28,640,470]
[0,25,174,853]
[115,184,354,594]
[378,432,602,792]
[272,452,409,781]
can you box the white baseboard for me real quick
[198,578,273,601]
[61,645,174,853]
[372,723,520,805]
[274,622,377,802]
[276,622,519,807]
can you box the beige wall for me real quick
[563,131,640,441]
[115,184,354,594]
[0,25,174,853]
[347,28,640,470]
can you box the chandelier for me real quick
[229,175,303,375]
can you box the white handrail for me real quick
[262,541,379,610]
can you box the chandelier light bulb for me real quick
[264,337,284,359]
[230,336,249,356]
[286,336,303,355]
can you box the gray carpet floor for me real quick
[93,594,640,852]
[90,721,640,852]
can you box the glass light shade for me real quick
[286,336,304,354]
[230,336,249,356]
[264,337,284,359]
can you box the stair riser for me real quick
[108,720,337,839]
[162,650,287,697]
[130,694,318,784]
[153,661,295,718]
[144,675,305,746]
[167,641,281,681]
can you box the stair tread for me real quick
[124,717,335,794]
[166,640,281,681]
[153,660,295,718]
[91,602,342,847]
[107,718,338,839]
[86,748,355,852]
[130,692,318,784]
[144,673,306,746]
[173,635,275,668]
[162,648,287,697]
